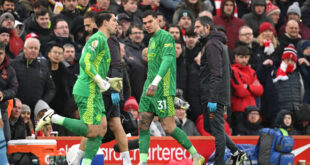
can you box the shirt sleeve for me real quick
[79,38,101,79]
[157,34,175,77]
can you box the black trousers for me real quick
[203,103,238,165]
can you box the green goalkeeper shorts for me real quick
[139,95,175,118]
[73,94,106,125]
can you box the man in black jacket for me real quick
[11,37,55,120]
[9,98,26,139]
[194,16,246,165]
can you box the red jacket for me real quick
[213,0,244,51]
[9,29,23,57]
[231,62,264,112]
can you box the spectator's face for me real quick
[283,114,292,127]
[235,54,250,66]
[186,35,198,49]
[128,109,138,119]
[239,27,253,44]
[129,27,144,43]
[21,111,30,124]
[37,109,47,120]
[247,111,260,124]
[261,30,274,40]
[36,13,50,29]
[3,1,15,12]
[0,32,10,46]
[303,46,310,56]
[283,58,295,66]
[175,108,186,120]
[194,20,209,38]
[48,46,64,64]
[223,1,234,16]
[287,13,300,22]
[97,0,110,10]
[175,43,182,58]
[142,15,159,34]
[78,0,89,7]
[178,16,192,30]
[188,0,198,4]
[63,0,78,12]
[270,12,280,24]
[285,20,299,39]
[12,100,22,120]
[54,21,69,37]
[64,47,75,62]
[1,17,14,30]
[84,18,97,34]
[123,0,138,13]
[120,20,130,36]
[157,15,166,29]
[168,27,180,40]
[116,24,123,38]
[0,49,5,65]
[254,5,265,15]
[24,39,40,60]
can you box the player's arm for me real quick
[80,39,110,92]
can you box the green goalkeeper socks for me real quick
[171,127,195,152]
[62,118,89,137]
[139,129,150,162]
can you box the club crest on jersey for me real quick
[92,40,98,48]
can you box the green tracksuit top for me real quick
[142,29,176,97]
[73,31,111,97]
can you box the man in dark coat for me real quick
[194,16,246,165]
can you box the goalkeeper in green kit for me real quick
[35,12,122,165]
[138,10,205,165]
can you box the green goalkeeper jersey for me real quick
[73,31,111,97]
[142,29,176,97]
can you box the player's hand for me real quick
[146,85,157,97]
[111,93,120,105]
[207,102,217,113]
[94,75,110,92]
[107,77,123,92]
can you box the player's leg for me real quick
[109,117,131,165]
[138,111,154,164]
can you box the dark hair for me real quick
[196,16,214,30]
[1,0,16,6]
[95,11,114,28]
[35,8,49,19]
[122,0,138,4]
[127,23,143,34]
[52,18,68,31]
[233,45,251,56]
[84,11,97,19]
[186,28,196,37]
[33,0,49,9]
[175,39,182,45]
[142,10,157,19]
[46,41,64,54]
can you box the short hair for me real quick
[52,18,68,31]
[63,43,75,49]
[47,42,64,53]
[175,39,182,45]
[0,42,5,51]
[84,11,97,19]
[24,37,41,48]
[167,24,181,33]
[35,8,49,19]
[233,45,251,56]
[196,16,214,30]
[142,10,157,19]
[1,0,16,6]
[95,11,114,28]
[122,0,138,4]
[33,0,49,9]
[238,25,252,35]
[127,24,143,34]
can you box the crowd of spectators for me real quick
[0,0,310,142]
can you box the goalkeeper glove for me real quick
[94,74,110,92]
[106,77,123,92]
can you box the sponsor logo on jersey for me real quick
[164,43,173,47]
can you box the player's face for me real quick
[107,14,118,35]
[142,15,159,34]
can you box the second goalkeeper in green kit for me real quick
[35,12,122,165]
